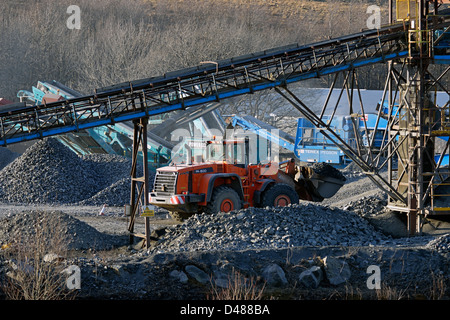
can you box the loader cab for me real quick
[171,136,266,167]
[206,138,249,167]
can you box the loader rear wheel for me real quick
[261,183,299,208]
[206,186,242,214]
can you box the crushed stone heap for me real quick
[0,210,125,251]
[426,233,450,253]
[0,138,149,206]
[153,202,393,253]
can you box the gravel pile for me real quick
[78,154,149,207]
[152,202,392,253]
[81,153,137,186]
[79,177,134,207]
[0,138,98,203]
[0,147,19,171]
[0,138,149,206]
[0,210,125,251]
[426,234,450,252]
[342,192,388,217]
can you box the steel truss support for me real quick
[385,0,450,234]
[128,117,151,248]
[388,63,450,229]
[275,81,407,204]
[276,50,448,235]
[278,0,448,235]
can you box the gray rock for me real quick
[261,263,287,287]
[212,270,231,289]
[43,253,64,263]
[0,138,151,206]
[110,264,125,275]
[151,201,391,254]
[185,265,210,284]
[427,234,450,252]
[214,278,230,289]
[170,269,189,284]
[323,256,351,285]
[0,210,126,251]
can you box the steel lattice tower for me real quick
[384,0,450,234]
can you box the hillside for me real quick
[0,0,390,101]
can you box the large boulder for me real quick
[323,256,351,285]
[261,263,288,287]
[185,265,209,284]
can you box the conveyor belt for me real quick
[0,23,413,146]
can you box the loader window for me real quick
[207,143,225,161]
[224,142,245,164]
[206,141,246,164]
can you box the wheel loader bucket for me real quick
[309,174,345,198]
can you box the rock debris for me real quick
[152,202,393,253]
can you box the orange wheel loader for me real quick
[149,137,345,220]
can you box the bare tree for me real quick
[0,0,393,103]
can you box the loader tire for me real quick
[261,183,299,208]
[206,186,242,214]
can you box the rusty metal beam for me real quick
[128,117,151,248]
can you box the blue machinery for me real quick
[294,114,388,165]
[227,114,296,153]
[228,113,386,165]
[294,106,450,166]
[1,1,449,237]
[229,107,448,167]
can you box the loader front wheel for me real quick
[261,183,299,208]
[206,186,242,214]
